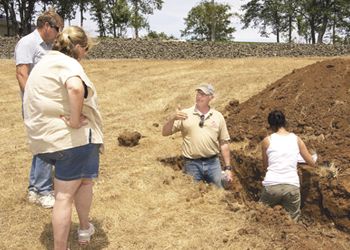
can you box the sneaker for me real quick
[37,192,55,209]
[78,223,95,244]
[28,191,40,204]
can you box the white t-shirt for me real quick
[262,133,300,187]
[14,29,51,72]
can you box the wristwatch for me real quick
[224,166,232,171]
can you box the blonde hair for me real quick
[37,9,63,29]
[52,26,92,59]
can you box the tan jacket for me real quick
[23,51,103,154]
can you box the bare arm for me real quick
[220,141,231,167]
[16,64,30,92]
[62,76,86,129]
[162,106,188,136]
[261,137,270,169]
[162,116,176,136]
[220,141,233,181]
[297,137,316,167]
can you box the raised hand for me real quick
[173,104,188,121]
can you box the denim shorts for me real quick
[37,143,101,181]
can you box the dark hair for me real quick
[268,110,286,131]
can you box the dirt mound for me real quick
[225,58,350,232]
[117,130,142,147]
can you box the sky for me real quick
[69,0,277,43]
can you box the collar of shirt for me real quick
[34,29,52,49]
[193,105,213,119]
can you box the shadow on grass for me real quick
[40,219,109,249]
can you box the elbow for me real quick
[162,127,172,136]
[69,123,80,129]
[68,119,81,129]
[162,130,169,136]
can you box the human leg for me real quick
[38,144,100,247]
[28,155,55,208]
[203,157,223,188]
[184,159,204,182]
[259,185,283,207]
[52,178,82,250]
[74,179,93,230]
[29,155,53,194]
[281,185,301,220]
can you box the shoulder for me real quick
[15,35,35,51]
[54,52,82,69]
[290,133,299,141]
[210,108,224,118]
[182,106,195,114]
[261,136,270,149]
[17,31,39,46]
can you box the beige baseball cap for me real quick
[196,84,215,95]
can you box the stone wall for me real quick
[2,36,350,59]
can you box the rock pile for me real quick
[1,36,350,59]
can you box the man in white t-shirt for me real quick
[14,10,63,208]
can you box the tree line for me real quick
[0,0,163,38]
[241,0,350,44]
[0,0,350,44]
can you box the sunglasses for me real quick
[51,25,60,32]
[199,114,205,128]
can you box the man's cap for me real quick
[196,84,215,95]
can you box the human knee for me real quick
[55,191,74,203]
[81,179,93,186]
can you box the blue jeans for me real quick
[28,155,53,195]
[184,156,223,188]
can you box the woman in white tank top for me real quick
[260,110,316,220]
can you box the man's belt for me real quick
[184,155,218,161]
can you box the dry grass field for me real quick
[1,57,349,249]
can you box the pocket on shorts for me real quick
[38,150,67,164]
[288,187,300,198]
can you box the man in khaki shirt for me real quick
[162,84,233,188]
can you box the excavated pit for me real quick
[225,58,350,232]
[160,58,350,233]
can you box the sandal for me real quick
[77,223,95,244]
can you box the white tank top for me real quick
[262,133,300,187]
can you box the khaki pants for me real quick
[259,184,301,220]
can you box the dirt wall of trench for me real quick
[225,58,350,232]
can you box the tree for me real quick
[294,0,350,44]
[333,0,350,44]
[283,0,298,43]
[13,0,38,35]
[90,0,107,37]
[181,0,235,41]
[0,0,16,36]
[49,0,77,22]
[145,30,175,40]
[241,0,288,43]
[106,0,131,37]
[128,0,163,38]
[77,0,89,27]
